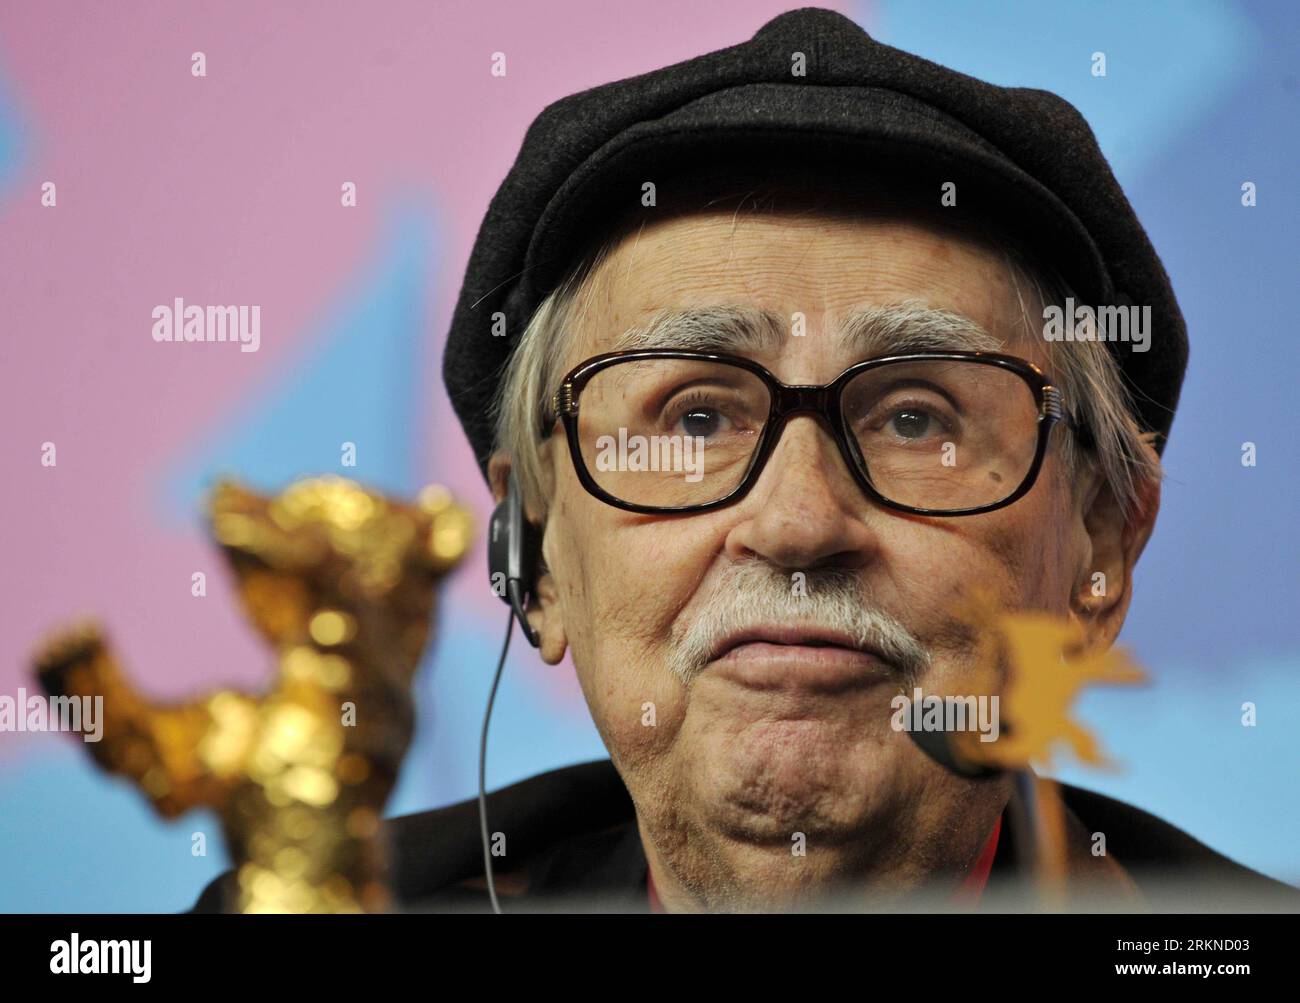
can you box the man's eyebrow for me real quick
[835,302,1004,356]
[608,301,1005,357]
[610,305,788,354]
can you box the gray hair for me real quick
[666,556,932,689]
[490,223,1162,525]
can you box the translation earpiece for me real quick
[482,470,542,912]
[488,470,542,648]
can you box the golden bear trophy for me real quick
[32,475,472,913]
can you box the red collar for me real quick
[647,814,1001,912]
[955,813,1002,903]
[647,864,666,913]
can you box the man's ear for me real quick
[487,453,511,505]
[1072,457,1161,651]
[527,561,568,666]
[485,452,568,665]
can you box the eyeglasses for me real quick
[540,349,1072,517]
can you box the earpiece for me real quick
[482,470,542,913]
[487,470,542,648]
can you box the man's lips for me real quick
[706,628,894,694]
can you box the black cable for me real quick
[478,608,514,915]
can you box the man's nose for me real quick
[723,415,880,572]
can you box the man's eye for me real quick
[680,408,724,438]
[858,402,953,444]
[662,389,753,438]
[887,409,940,440]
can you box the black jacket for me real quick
[189,758,1298,913]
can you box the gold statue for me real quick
[32,475,472,913]
[906,587,1148,905]
[962,589,1146,902]
[947,587,1147,774]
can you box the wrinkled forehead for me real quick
[565,190,1055,376]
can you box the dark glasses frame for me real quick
[540,348,1073,517]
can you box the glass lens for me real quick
[842,359,1040,511]
[574,358,771,508]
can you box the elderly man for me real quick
[191,8,1294,914]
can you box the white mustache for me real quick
[667,557,932,686]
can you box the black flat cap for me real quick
[443,6,1188,485]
